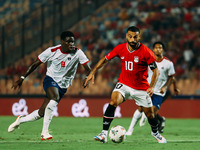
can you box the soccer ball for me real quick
[109,125,126,143]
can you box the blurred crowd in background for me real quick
[0,0,200,96]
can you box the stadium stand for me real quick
[0,0,200,96]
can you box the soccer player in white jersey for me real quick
[8,31,92,140]
[126,41,180,135]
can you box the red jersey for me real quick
[105,43,155,91]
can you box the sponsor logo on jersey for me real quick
[61,61,65,67]
[134,56,139,63]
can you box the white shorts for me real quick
[113,83,152,108]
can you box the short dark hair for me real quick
[60,31,74,40]
[127,26,140,33]
[153,41,165,50]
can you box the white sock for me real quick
[42,100,58,134]
[141,112,147,119]
[102,130,108,136]
[19,109,41,123]
[128,109,142,131]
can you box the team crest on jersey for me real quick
[134,56,139,63]
[67,57,71,61]
[61,61,65,67]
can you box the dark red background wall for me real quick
[0,97,200,118]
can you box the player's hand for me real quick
[174,88,180,96]
[160,86,167,94]
[12,78,23,90]
[82,78,90,88]
[83,73,94,88]
[147,87,154,97]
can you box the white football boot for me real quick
[94,131,107,143]
[151,132,167,143]
[41,131,53,141]
[8,116,22,132]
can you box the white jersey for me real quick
[38,44,89,88]
[147,57,175,97]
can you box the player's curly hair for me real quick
[153,41,165,50]
[60,31,74,40]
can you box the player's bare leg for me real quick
[41,87,59,140]
[143,106,167,143]
[7,98,50,133]
[94,91,124,143]
[126,107,142,135]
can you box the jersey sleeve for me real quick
[168,61,175,76]
[78,49,89,65]
[38,48,54,63]
[105,45,119,60]
[145,48,156,65]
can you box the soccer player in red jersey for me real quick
[84,26,167,143]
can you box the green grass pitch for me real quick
[0,116,200,150]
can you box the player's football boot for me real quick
[41,131,53,141]
[126,128,133,136]
[151,132,167,143]
[158,117,166,133]
[8,116,22,132]
[139,113,147,127]
[94,131,107,143]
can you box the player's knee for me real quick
[110,98,120,107]
[50,95,60,102]
[110,92,123,107]
[145,112,154,119]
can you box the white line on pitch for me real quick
[125,139,200,143]
[167,140,200,142]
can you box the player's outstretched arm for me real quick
[12,59,42,90]
[84,57,108,87]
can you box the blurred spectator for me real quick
[1,0,200,96]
